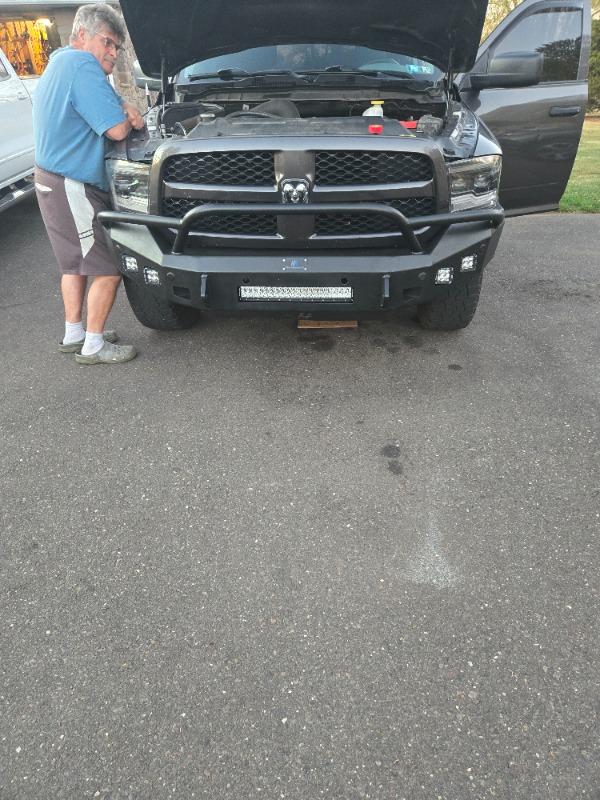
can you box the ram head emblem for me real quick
[281,179,310,204]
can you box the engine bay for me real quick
[157,95,447,137]
[124,91,480,163]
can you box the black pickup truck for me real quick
[100,0,590,330]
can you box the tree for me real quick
[482,0,522,40]
[590,19,600,108]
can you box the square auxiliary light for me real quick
[461,254,477,272]
[121,255,138,273]
[435,267,454,285]
[143,267,160,285]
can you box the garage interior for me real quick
[0,17,60,75]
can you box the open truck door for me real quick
[459,0,591,215]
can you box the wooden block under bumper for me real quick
[297,319,359,329]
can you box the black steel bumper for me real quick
[98,203,504,314]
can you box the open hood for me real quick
[119,0,489,79]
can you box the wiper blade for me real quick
[303,67,413,79]
[188,68,310,84]
[305,69,437,92]
[187,69,243,81]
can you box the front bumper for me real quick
[98,204,504,314]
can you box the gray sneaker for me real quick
[59,330,118,353]
[75,341,137,365]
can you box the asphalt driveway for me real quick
[0,198,598,799]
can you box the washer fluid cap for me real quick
[363,100,384,117]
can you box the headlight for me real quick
[448,155,502,213]
[106,159,150,213]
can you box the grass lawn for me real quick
[560,119,600,212]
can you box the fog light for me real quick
[435,267,453,285]
[122,255,138,273]
[461,254,477,272]
[144,268,160,285]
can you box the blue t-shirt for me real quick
[33,47,125,191]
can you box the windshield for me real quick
[180,44,442,81]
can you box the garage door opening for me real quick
[0,18,60,77]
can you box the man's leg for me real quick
[61,274,87,323]
[78,275,136,363]
[86,275,122,333]
[60,274,88,348]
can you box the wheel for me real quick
[123,277,201,331]
[417,271,483,331]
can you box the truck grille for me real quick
[315,151,433,185]
[315,198,435,235]
[160,148,437,241]
[163,151,275,185]
[162,197,434,237]
[163,150,432,186]
[162,198,277,236]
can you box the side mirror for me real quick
[133,60,161,92]
[469,51,543,90]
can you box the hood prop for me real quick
[445,47,455,123]
[160,54,168,127]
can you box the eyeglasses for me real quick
[95,34,123,54]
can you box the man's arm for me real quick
[105,103,144,141]
[105,119,131,140]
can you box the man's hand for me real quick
[123,102,144,130]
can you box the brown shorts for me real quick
[34,166,119,277]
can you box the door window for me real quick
[0,60,9,81]
[491,7,583,82]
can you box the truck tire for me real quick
[417,272,483,331]
[123,277,201,330]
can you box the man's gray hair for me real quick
[70,4,126,43]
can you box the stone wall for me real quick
[112,4,149,109]
[50,9,76,49]
[113,48,147,108]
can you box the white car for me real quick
[0,47,36,213]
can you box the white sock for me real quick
[64,320,85,345]
[81,331,104,356]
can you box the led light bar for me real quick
[239,286,353,303]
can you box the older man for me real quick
[33,4,144,364]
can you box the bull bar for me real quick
[98,203,505,253]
